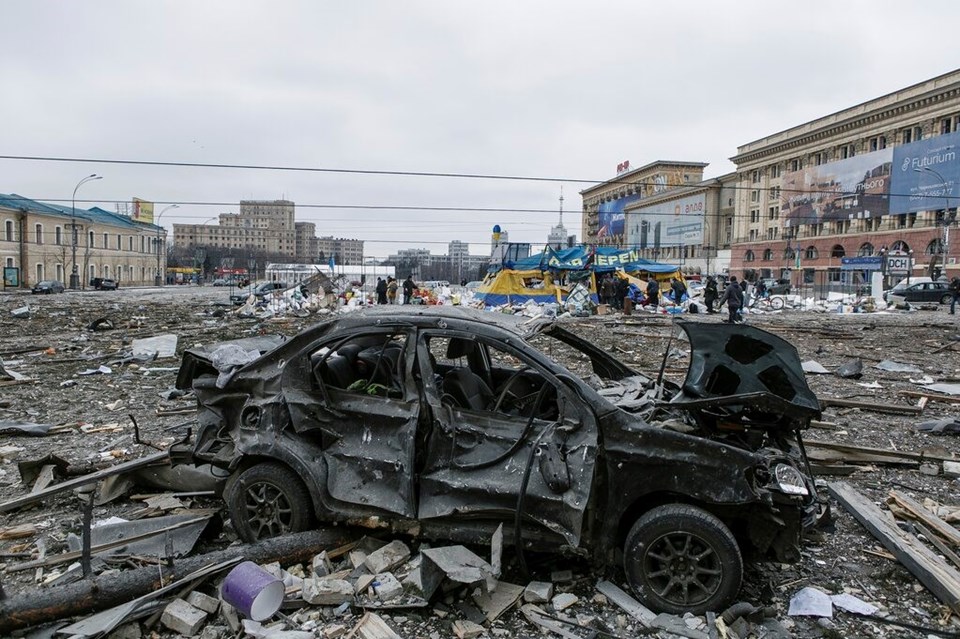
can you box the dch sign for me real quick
[885,252,912,275]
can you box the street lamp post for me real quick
[154,204,179,286]
[69,174,102,290]
[915,166,953,278]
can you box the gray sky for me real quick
[2,0,957,259]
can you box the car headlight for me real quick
[774,463,809,496]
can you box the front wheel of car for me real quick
[624,504,742,615]
[224,462,314,542]
[942,294,953,305]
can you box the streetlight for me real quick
[154,204,179,286]
[915,166,953,279]
[69,174,102,290]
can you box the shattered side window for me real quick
[527,333,594,379]
[310,332,406,398]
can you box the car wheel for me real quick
[624,504,742,615]
[942,294,953,305]
[224,462,314,542]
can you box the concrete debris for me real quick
[369,572,404,602]
[160,598,208,635]
[875,359,924,373]
[801,360,830,374]
[363,540,411,575]
[302,578,355,606]
[186,590,221,615]
[11,305,31,318]
[472,581,524,622]
[130,334,179,359]
[452,618,485,639]
[522,581,554,604]
[551,592,579,612]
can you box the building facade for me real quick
[1,194,163,289]
[729,69,960,286]
[172,200,364,266]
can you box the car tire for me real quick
[224,462,314,542]
[942,294,953,305]
[624,504,742,615]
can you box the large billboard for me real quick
[597,193,639,239]
[132,198,154,224]
[890,130,960,214]
[625,193,705,248]
[780,149,891,225]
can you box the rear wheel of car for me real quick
[624,504,742,615]
[942,294,953,305]
[224,462,314,542]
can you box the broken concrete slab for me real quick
[186,590,220,615]
[420,545,495,600]
[551,592,579,612]
[131,334,179,359]
[348,612,402,639]
[452,619,485,639]
[160,598,208,636]
[302,578,354,606]
[523,581,554,604]
[370,572,404,602]
[472,581,525,622]
[312,550,333,577]
[364,540,411,574]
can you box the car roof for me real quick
[323,306,553,339]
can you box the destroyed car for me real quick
[229,280,288,305]
[173,307,826,614]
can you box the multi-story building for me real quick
[317,236,364,265]
[730,69,960,287]
[173,200,364,266]
[0,194,164,289]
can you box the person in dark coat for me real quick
[402,275,416,304]
[615,275,629,310]
[670,277,687,303]
[704,276,719,313]
[644,275,660,307]
[375,277,388,304]
[718,275,744,323]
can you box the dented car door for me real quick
[414,331,598,546]
[284,329,419,518]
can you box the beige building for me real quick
[730,69,960,285]
[173,200,364,265]
[1,194,163,289]
[580,161,738,274]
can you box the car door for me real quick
[283,328,419,518]
[414,330,598,547]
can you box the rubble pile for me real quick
[1,287,960,637]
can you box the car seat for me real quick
[442,368,493,411]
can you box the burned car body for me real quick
[173,307,825,614]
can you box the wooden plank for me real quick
[806,440,957,464]
[828,481,960,614]
[820,397,923,415]
[888,490,960,549]
[914,522,960,572]
[0,451,169,513]
[899,390,960,405]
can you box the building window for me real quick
[770,164,782,179]
[744,250,755,262]
[55,227,63,245]
[751,170,761,183]
[831,244,845,258]
[750,209,760,223]
[35,224,43,245]
[128,236,134,251]
[869,136,886,151]
[117,234,121,249]
[56,264,63,281]
[839,144,855,159]
[805,246,819,260]
[814,152,825,166]
[927,238,944,255]
[5,257,13,268]
[763,248,773,261]
[4,220,13,241]
[103,233,108,248]
[942,118,954,135]
[768,205,780,220]
[790,159,801,172]
[88,231,95,247]
[769,187,781,202]
[858,243,874,256]
[750,190,760,204]
[36,263,43,282]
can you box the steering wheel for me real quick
[493,366,531,413]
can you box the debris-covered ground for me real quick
[1,286,960,638]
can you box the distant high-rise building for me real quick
[547,188,573,249]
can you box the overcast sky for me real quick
[2,1,958,259]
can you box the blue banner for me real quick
[840,256,883,271]
[597,193,639,239]
[890,130,960,214]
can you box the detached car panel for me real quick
[173,307,826,614]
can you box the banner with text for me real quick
[625,193,705,248]
[889,130,960,214]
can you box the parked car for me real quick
[888,280,952,307]
[883,276,932,303]
[212,278,229,287]
[90,278,119,290]
[759,278,791,295]
[229,281,288,305]
[31,280,65,294]
[172,307,826,614]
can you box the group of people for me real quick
[598,273,631,310]
[374,275,418,305]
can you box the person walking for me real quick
[704,276,719,313]
[645,275,660,307]
[375,277,388,305]
[949,276,960,315]
[402,275,416,305]
[386,277,399,305]
[600,274,616,308]
[615,275,629,311]
[670,277,687,304]
[718,275,744,323]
